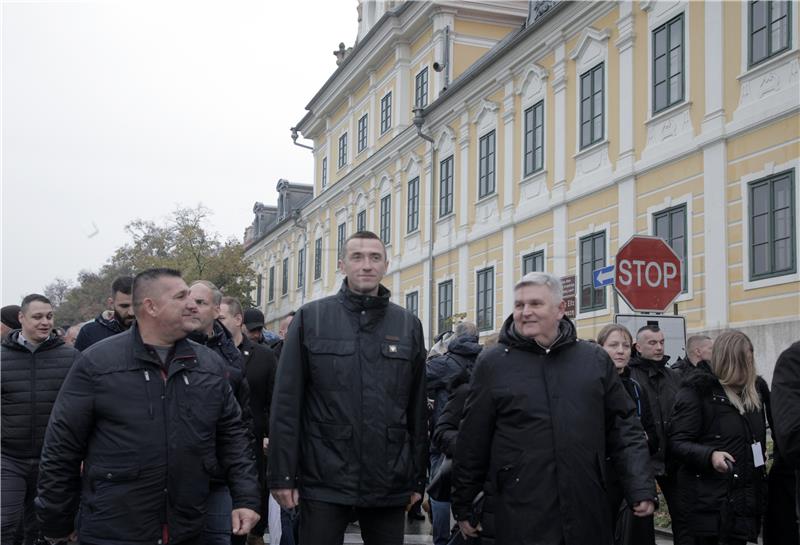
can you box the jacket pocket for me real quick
[386,426,412,488]
[303,420,353,484]
[306,339,356,391]
[82,463,159,539]
[380,343,413,397]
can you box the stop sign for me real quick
[615,235,682,312]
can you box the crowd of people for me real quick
[1,229,798,545]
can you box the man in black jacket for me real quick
[268,231,428,545]
[772,341,800,540]
[74,276,134,351]
[452,272,655,545]
[219,296,278,545]
[671,335,713,376]
[1,294,78,545]
[35,268,260,545]
[628,325,685,544]
[188,280,255,545]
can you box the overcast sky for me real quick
[1,0,358,305]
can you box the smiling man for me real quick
[452,272,656,545]
[1,294,78,545]
[268,231,428,545]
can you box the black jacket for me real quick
[431,367,472,459]
[619,366,659,455]
[451,316,655,545]
[74,311,127,351]
[267,281,428,507]
[772,341,800,517]
[1,332,78,458]
[35,325,260,544]
[239,335,277,442]
[426,334,481,451]
[668,370,768,541]
[628,354,681,475]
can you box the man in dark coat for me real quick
[426,321,482,545]
[35,268,260,545]
[268,312,295,363]
[772,341,800,540]
[1,304,21,338]
[1,294,78,545]
[74,276,135,351]
[219,296,278,545]
[671,335,713,376]
[268,231,428,545]
[452,272,655,545]
[188,280,255,545]
[628,324,686,543]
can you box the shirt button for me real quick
[361,311,366,315]
[163,488,168,493]
[106,472,113,479]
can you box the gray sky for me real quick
[2,0,358,305]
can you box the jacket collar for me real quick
[498,315,577,355]
[630,354,672,375]
[336,279,391,313]
[131,323,198,374]
[96,310,126,334]
[1,330,64,353]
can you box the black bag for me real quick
[427,456,453,502]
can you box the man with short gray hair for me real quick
[452,272,655,544]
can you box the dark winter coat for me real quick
[619,366,659,455]
[239,335,277,442]
[267,281,428,507]
[668,371,768,541]
[672,357,711,377]
[1,332,79,458]
[772,341,800,534]
[74,310,127,351]
[628,354,681,476]
[35,324,260,544]
[431,367,472,459]
[426,334,482,452]
[451,316,655,545]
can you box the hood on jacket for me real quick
[338,279,391,312]
[1,329,65,352]
[447,334,482,358]
[188,320,240,365]
[629,354,672,370]
[95,310,126,334]
[497,314,577,354]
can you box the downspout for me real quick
[290,126,314,150]
[412,107,436,347]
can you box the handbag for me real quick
[427,456,453,502]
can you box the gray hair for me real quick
[190,280,223,306]
[454,321,478,337]
[514,272,563,302]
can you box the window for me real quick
[268,266,275,302]
[653,204,688,291]
[380,195,391,245]
[357,114,368,153]
[357,210,367,232]
[437,280,453,335]
[321,157,328,189]
[405,291,419,317]
[749,1,791,67]
[439,155,454,217]
[380,92,392,134]
[579,231,606,312]
[415,68,429,108]
[749,170,796,279]
[314,238,322,280]
[580,63,604,148]
[281,257,289,296]
[256,274,263,306]
[407,176,420,233]
[478,131,496,198]
[476,267,494,332]
[522,250,545,275]
[653,14,684,113]
[297,247,305,289]
[338,133,348,168]
[337,223,346,260]
[524,100,544,176]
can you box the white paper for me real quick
[751,442,765,468]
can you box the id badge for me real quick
[751,442,765,468]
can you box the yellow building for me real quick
[244,0,800,378]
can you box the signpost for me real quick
[615,314,687,365]
[593,265,615,288]
[614,235,682,313]
[560,275,576,319]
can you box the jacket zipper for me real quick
[30,351,37,454]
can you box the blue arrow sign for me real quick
[593,265,616,288]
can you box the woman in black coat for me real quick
[668,330,768,545]
[598,324,658,545]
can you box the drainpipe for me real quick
[290,126,314,150]
[412,107,436,347]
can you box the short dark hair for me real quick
[132,268,182,309]
[343,230,386,259]
[20,294,52,313]
[111,276,134,296]
[221,296,243,318]
[636,324,661,337]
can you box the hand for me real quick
[632,500,655,517]
[711,451,735,473]
[405,492,422,512]
[231,507,260,535]
[271,488,299,509]
[458,519,481,538]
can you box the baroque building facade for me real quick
[244,0,799,379]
